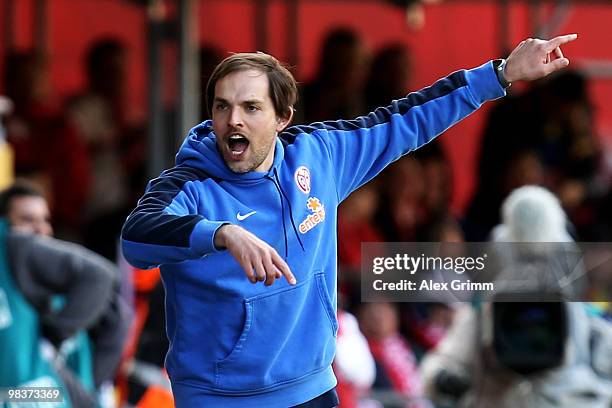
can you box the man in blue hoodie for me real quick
[122,34,578,407]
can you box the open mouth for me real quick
[227,134,250,157]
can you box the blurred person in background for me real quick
[401,215,462,357]
[0,211,113,406]
[412,141,454,227]
[365,43,412,112]
[300,27,370,122]
[67,38,144,260]
[374,140,459,355]
[1,180,53,236]
[359,302,426,408]
[3,50,90,241]
[375,140,457,243]
[120,275,173,408]
[334,309,377,408]
[464,70,600,241]
[420,185,612,408]
[121,35,578,407]
[338,183,384,306]
[0,181,130,407]
[376,156,426,242]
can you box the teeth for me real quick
[229,134,246,140]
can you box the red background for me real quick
[2,0,611,213]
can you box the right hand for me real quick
[214,224,297,286]
[504,34,578,83]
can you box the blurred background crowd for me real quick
[0,0,611,407]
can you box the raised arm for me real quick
[290,34,578,202]
[288,60,505,201]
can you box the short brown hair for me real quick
[206,52,298,120]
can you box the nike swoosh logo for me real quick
[236,211,256,221]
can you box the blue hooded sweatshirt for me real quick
[121,61,505,407]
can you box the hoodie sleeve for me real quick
[121,165,228,269]
[291,61,505,202]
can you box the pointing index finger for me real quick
[545,34,578,52]
[272,252,296,285]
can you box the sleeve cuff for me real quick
[190,220,231,256]
[464,60,507,104]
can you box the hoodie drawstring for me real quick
[270,169,306,258]
[272,177,289,259]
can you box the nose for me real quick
[228,107,243,128]
[35,220,53,237]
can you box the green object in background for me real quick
[0,219,71,407]
[52,295,96,393]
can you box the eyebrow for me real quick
[213,97,264,105]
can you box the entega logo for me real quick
[299,197,325,234]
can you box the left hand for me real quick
[504,34,578,83]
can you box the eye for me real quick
[246,105,259,112]
[215,102,228,111]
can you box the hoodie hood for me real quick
[175,120,285,181]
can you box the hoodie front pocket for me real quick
[214,272,337,392]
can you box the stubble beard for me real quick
[225,138,275,174]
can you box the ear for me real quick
[275,107,294,132]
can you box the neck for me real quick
[254,141,276,173]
